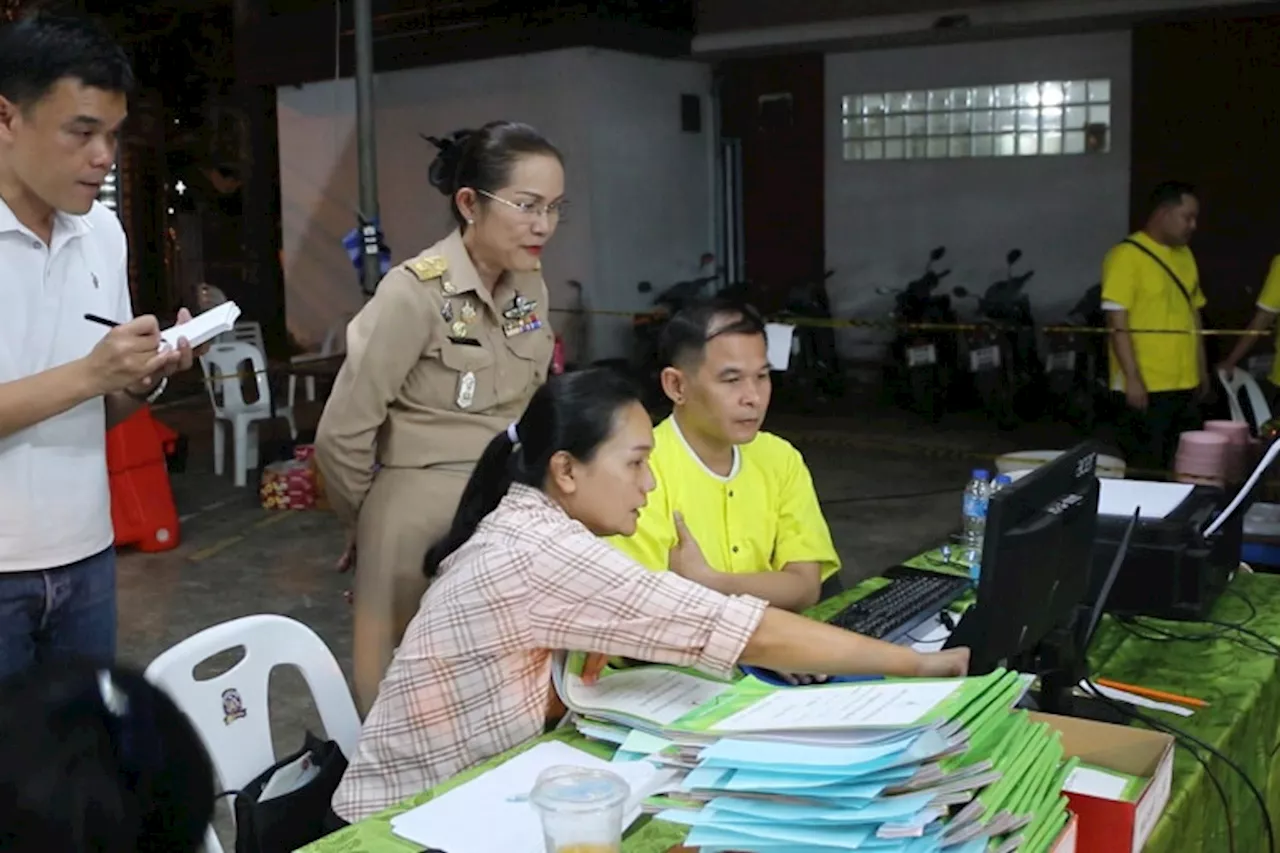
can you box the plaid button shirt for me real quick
[331,483,768,821]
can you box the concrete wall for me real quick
[276,48,714,362]
[824,31,1132,359]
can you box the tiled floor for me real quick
[121,391,1088,843]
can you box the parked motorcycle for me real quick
[879,247,959,422]
[775,269,842,402]
[591,264,729,411]
[1045,283,1105,432]
[953,249,1042,429]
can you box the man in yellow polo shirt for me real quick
[1102,181,1208,474]
[1217,254,1280,398]
[607,299,840,612]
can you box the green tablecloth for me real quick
[301,570,1280,853]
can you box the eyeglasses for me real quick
[475,188,568,221]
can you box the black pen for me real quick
[84,313,119,328]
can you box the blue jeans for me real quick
[0,547,116,682]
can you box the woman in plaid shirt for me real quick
[331,368,969,822]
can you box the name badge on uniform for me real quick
[456,371,476,409]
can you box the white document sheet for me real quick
[1063,766,1130,801]
[1097,479,1192,520]
[160,301,242,350]
[709,680,962,733]
[389,741,664,853]
[565,666,732,727]
[765,323,795,371]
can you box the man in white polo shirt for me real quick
[0,12,199,679]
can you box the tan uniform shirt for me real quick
[315,229,554,526]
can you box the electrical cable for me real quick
[1199,618,1280,659]
[1222,587,1259,624]
[1080,676,1273,853]
[1114,616,1278,658]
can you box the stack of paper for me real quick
[160,301,242,350]
[387,740,675,853]
[556,656,1079,852]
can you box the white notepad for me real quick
[160,302,242,350]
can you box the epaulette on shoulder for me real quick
[406,255,448,282]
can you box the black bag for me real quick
[227,731,349,853]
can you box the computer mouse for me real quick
[739,666,884,687]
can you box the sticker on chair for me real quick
[222,688,247,725]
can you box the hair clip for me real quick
[97,670,129,718]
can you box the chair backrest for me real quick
[200,341,271,416]
[320,315,353,357]
[1219,367,1273,432]
[231,321,266,353]
[144,615,361,796]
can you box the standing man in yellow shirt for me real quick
[1102,181,1208,474]
[607,299,841,613]
[1216,255,1280,397]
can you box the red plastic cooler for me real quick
[106,407,181,552]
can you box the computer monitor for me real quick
[944,442,1136,723]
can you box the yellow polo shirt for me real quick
[1101,231,1204,393]
[608,416,840,580]
[1254,255,1280,385]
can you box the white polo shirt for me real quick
[0,198,132,572]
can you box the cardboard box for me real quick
[1030,712,1175,853]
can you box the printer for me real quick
[1087,479,1243,622]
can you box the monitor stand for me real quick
[1012,628,1135,726]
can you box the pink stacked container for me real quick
[1203,420,1251,484]
[1173,430,1229,488]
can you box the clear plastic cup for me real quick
[528,765,631,853]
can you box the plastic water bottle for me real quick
[962,470,991,581]
[991,474,1013,494]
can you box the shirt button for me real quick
[732,546,739,553]
[31,240,40,249]
[728,490,734,497]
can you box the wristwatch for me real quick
[125,375,168,405]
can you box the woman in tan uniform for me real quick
[315,121,563,710]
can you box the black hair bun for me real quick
[423,129,475,196]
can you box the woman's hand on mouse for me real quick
[916,647,970,677]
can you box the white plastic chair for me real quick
[1219,367,1273,433]
[200,341,297,487]
[144,615,362,853]
[288,315,350,406]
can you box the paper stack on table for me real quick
[387,740,676,853]
[160,301,241,350]
[559,655,1079,852]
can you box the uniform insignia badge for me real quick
[502,293,543,336]
[456,371,476,408]
[408,255,448,282]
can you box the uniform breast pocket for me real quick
[436,343,497,411]
[499,328,555,403]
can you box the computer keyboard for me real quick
[829,566,970,644]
